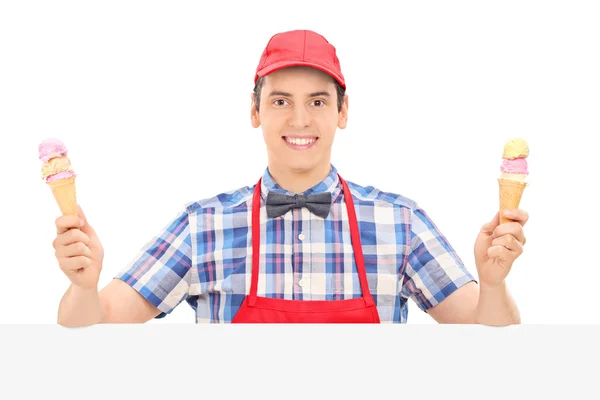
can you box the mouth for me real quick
[282,136,318,150]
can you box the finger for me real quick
[58,256,91,273]
[56,242,93,259]
[480,211,500,234]
[56,215,84,234]
[502,209,529,227]
[491,235,524,254]
[493,223,526,245]
[487,245,520,262]
[77,205,98,238]
[53,229,91,248]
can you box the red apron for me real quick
[232,174,381,323]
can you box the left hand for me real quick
[474,208,529,286]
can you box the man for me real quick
[53,29,528,326]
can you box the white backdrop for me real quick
[1,0,598,324]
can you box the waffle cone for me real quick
[47,175,77,216]
[497,178,526,224]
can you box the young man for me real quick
[53,30,528,325]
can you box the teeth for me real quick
[286,137,315,145]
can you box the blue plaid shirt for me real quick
[116,165,476,323]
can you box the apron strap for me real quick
[338,175,376,306]
[249,178,263,304]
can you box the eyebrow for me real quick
[268,90,331,97]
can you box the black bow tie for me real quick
[266,192,332,219]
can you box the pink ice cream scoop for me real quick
[500,158,528,174]
[38,138,68,162]
[46,170,75,182]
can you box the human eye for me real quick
[273,99,289,106]
[311,99,326,107]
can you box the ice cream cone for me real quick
[47,175,77,216]
[497,178,526,224]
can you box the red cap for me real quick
[254,30,346,89]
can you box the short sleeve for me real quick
[115,208,195,318]
[400,207,477,311]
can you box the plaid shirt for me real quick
[116,165,476,323]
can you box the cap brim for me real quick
[256,60,346,89]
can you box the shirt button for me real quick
[298,279,305,287]
[298,233,305,241]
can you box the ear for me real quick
[250,93,260,128]
[337,94,349,129]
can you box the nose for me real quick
[288,105,311,129]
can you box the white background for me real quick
[1,0,598,324]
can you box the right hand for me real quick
[53,206,104,289]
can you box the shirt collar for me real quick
[260,164,342,201]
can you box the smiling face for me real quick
[251,66,348,179]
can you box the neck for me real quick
[268,162,332,194]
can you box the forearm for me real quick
[475,282,520,326]
[57,284,106,327]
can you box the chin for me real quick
[284,158,324,174]
[268,146,329,174]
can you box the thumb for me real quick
[77,205,98,238]
[480,211,500,234]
